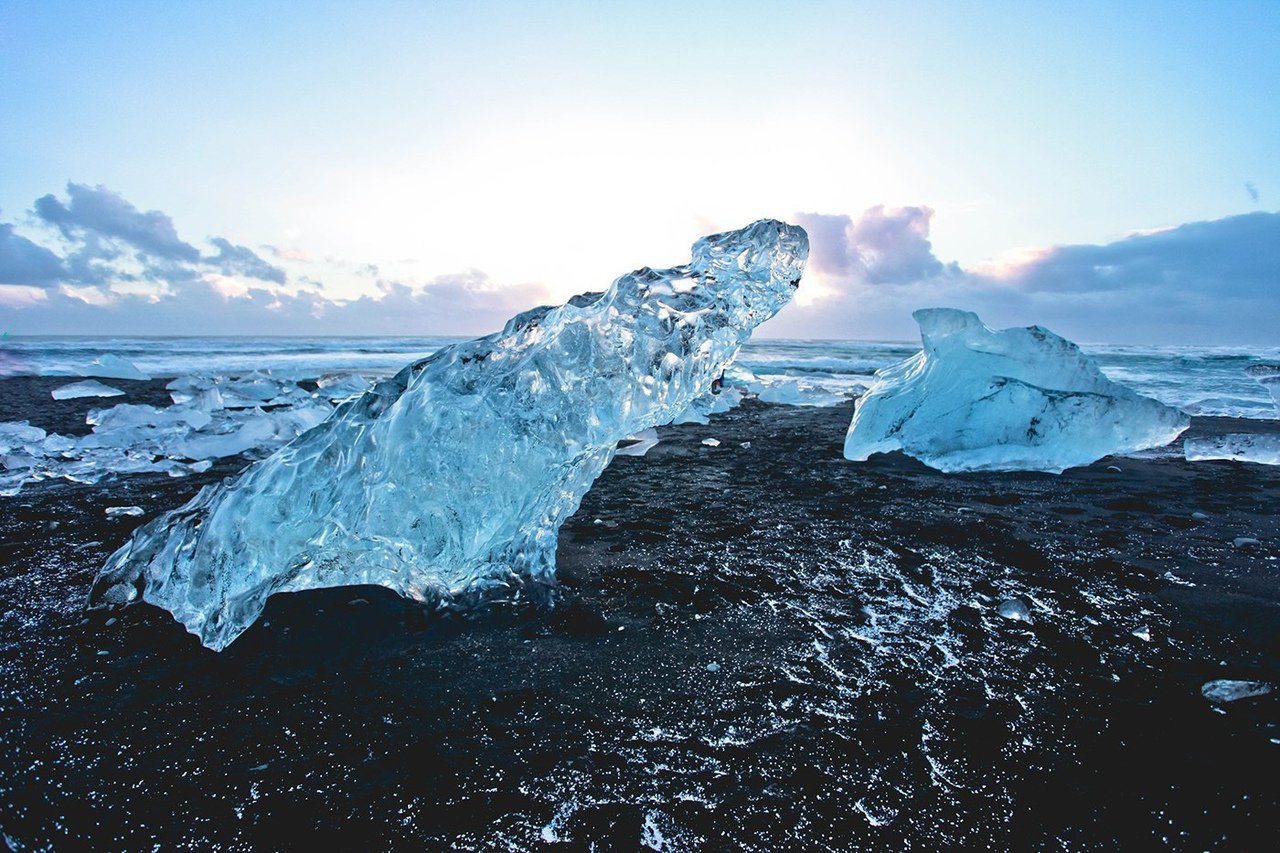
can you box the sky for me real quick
[1,0,1277,344]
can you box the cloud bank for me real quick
[1,184,547,336]
[764,206,1279,345]
[2,183,1277,345]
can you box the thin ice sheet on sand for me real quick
[51,380,126,400]
[90,220,808,650]
[1184,433,1280,466]
[844,308,1190,473]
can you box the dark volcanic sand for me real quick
[1,382,1278,849]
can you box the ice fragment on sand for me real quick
[105,506,145,518]
[843,309,1190,473]
[51,380,126,400]
[89,220,809,650]
[1201,679,1272,704]
[701,437,722,447]
[615,428,659,457]
[0,421,47,452]
[673,385,745,424]
[1184,433,1280,466]
[79,354,150,380]
[316,373,374,402]
[756,379,847,407]
[996,598,1031,622]
[1232,537,1260,549]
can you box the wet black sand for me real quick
[1,379,1278,849]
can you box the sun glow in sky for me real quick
[1,1,1278,343]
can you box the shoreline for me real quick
[1,384,1277,847]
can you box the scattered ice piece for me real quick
[0,421,47,452]
[80,354,150,380]
[1191,511,1209,520]
[701,437,721,447]
[1232,537,1261,549]
[843,309,1190,473]
[105,506,145,518]
[615,428,660,457]
[1132,625,1151,641]
[739,441,751,449]
[673,385,745,424]
[1201,679,1272,704]
[175,415,279,460]
[706,662,721,672]
[316,373,374,402]
[41,433,75,453]
[0,472,25,497]
[996,598,1032,623]
[89,219,809,650]
[51,380,126,400]
[1184,434,1280,466]
[756,378,847,407]
[1105,465,1122,473]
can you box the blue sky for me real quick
[1,1,1277,343]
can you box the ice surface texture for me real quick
[89,220,808,649]
[844,309,1190,473]
[1184,433,1280,466]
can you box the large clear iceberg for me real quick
[843,308,1190,473]
[89,220,808,649]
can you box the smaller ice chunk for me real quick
[174,413,280,460]
[0,421,47,453]
[673,386,745,424]
[844,309,1190,473]
[80,354,150,380]
[316,373,374,402]
[41,433,76,453]
[701,437,721,447]
[1184,434,1280,466]
[105,506,146,518]
[1201,679,1272,704]
[0,471,26,497]
[86,403,210,432]
[616,428,660,457]
[51,380,126,400]
[756,379,847,407]
[996,598,1032,622]
[168,376,229,412]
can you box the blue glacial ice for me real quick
[89,220,809,649]
[843,308,1190,473]
[79,353,150,381]
[51,379,126,400]
[1184,433,1280,466]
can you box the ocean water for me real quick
[1,335,1278,419]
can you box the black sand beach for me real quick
[1,377,1277,849]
